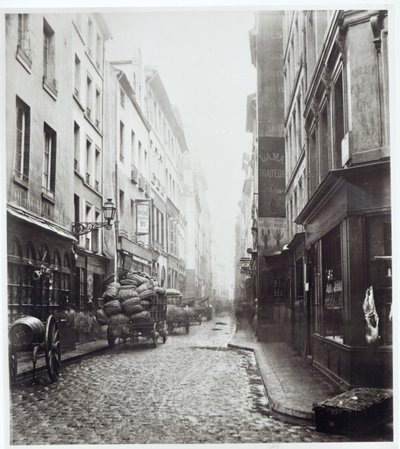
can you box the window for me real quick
[138,140,142,172]
[120,88,125,108]
[74,194,80,223]
[95,148,100,191]
[308,129,317,195]
[43,19,56,94]
[119,190,125,216]
[95,88,101,128]
[366,215,392,346]
[85,202,92,250]
[86,138,92,184]
[74,54,81,97]
[131,130,136,165]
[319,103,329,182]
[96,33,102,70]
[8,237,23,320]
[130,200,135,236]
[333,72,345,168]
[15,96,30,182]
[321,225,343,340]
[74,122,80,170]
[86,76,92,117]
[119,121,125,162]
[52,251,61,307]
[43,123,56,194]
[78,267,87,310]
[87,17,93,56]
[61,253,71,306]
[17,14,31,66]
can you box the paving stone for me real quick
[10,314,357,444]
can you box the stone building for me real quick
[103,56,153,279]
[244,9,391,389]
[71,13,111,320]
[145,67,188,289]
[6,13,78,322]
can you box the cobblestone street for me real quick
[10,315,352,445]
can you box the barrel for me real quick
[9,316,45,349]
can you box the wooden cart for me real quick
[107,292,168,349]
[9,315,61,383]
[166,289,190,334]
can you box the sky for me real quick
[105,10,256,295]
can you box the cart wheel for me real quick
[45,315,61,382]
[9,345,18,383]
[152,324,158,348]
[107,327,116,349]
[185,322,190,334]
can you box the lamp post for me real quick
[71,198,117,236]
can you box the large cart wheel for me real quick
[45,315,61,382]
[152,323,158,348]
[107,327,116,349]
[9,345,18,383]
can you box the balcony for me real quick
[131,164,139,184]
[138,174,145,192]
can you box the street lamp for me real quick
[71,198,117,236]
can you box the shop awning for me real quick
[7,205,77,242]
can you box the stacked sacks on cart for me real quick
[95,272,165,337]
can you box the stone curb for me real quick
[228,339,314,424]
[15,340,114,380]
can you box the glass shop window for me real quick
[366,215,392,346]
[321,225,343,341]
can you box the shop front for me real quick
[7,206,75,323]
[296,161,392,388]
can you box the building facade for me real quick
[243,9,392,389]
[6,14,207,344]
[6,13,78,322]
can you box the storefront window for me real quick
[52,250,61,308]
[61,253,71,305]
[23,242,36,310]
[8,237,23,320]
[366,215,392,346]
[321,226,343,341]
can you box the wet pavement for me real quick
[10,315,354,444]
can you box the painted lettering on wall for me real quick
[258,136,285,218]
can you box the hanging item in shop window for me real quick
[324,270,342,310]
[362,286,379,346]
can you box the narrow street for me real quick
[10,315,350,445]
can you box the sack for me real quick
[104,299,123,317]
[155,286,166,295]
[121,298,142,316]
[118,288,139,300]
[129,311,151,323]
[136,281,154,294]
[95,308,109,325]
[120,278,139,287]
[140,300,151,310]
[139,289,157,301]
[127,274,147,285]
[103,286,119,299]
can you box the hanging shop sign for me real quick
[136,203,149,235]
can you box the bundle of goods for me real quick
[95,271,163,338]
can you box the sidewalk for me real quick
[228,321,342,424]
[15,338,111,380]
